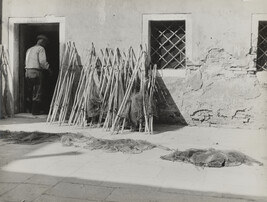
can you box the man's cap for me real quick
[37,35,48,42]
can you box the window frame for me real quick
[251,14,267,71]
[142,13,192,77]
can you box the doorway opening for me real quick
[18,23,59,113]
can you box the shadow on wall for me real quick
[154,74,187,126]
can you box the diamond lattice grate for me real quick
[257,21,267,70]
[150,21,186,69]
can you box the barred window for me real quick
[256,21,267,70]
[150,20,186,69]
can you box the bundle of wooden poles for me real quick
[47,42,157,134]
[0,45,14,118]
[47,42,82,124]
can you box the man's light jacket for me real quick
[25,45,49,70]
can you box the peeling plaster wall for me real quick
[1,0,267,128]
[160,49,267,129]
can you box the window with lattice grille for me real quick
[150,21,186,69]
[256,21,267,70]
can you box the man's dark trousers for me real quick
[25,69,44,115]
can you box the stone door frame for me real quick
[8,16,65,113]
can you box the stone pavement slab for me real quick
[105,187,249,202]
[0,171,33,183]
[0,183,18,195]
[0,183,50,202]
[61,177,103,186]
[33,195,96,202]
[45,182,114,201]
[25,175,63,186]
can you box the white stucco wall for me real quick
[1,0,267,128]
[2,0,267,62]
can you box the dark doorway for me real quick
[18,23,59,113]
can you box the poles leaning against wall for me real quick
[47,42,158,134]
[47,42,81,124]
[0,45,14,118]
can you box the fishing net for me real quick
[128,93,144,130]
[86,89,102,118]
[86,69,102,119]
[0,130,62,144]
[161,148,263,167]
[61,133,171,154]
[121,92,157,131]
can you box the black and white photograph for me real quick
[0,0,267,201]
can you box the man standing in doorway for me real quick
[25,35,51,115]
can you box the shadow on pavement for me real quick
[20,151,83,160]
[0,137,266,202]
[152,124,185,134]
[0,170,265,202]
[155,75,188,126]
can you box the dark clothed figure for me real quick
[25,35,50,115]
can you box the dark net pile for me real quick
[161,148,263,167]
[0,130,62,144]
[61,133,171,154]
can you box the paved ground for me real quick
[0,114,267,202]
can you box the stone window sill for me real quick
[157,69,186,78]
